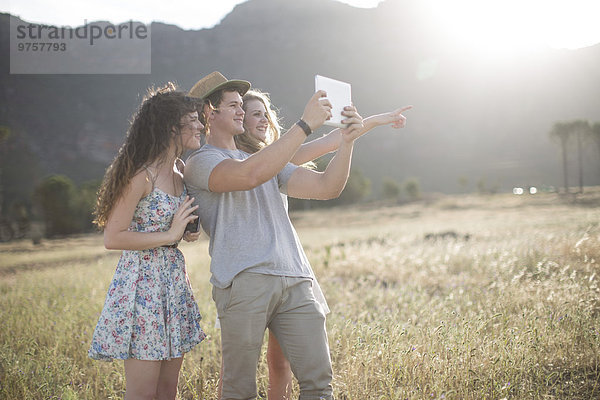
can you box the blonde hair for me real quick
[235,89,281,154]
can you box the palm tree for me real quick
[549,121,572,194]
[549,120,591,194]
[571,120,591,193]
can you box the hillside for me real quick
[1,0,600,212]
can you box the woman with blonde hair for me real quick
[89,83,207,400]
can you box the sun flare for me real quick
[430,0,600,54]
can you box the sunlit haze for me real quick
[430,0,600,52]
[2,0,599,51]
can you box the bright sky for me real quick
[2,0,600,51]
[1,0,382,30]
[430,0,600,52]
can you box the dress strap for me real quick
[143,166,157,190]
[175,158,185,175]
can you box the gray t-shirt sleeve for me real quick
[184,148,227,192]
[277,163,298,195]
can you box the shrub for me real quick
[34,175,99,237]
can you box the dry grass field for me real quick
[1,190,599,399]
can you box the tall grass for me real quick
[1,191,599,399]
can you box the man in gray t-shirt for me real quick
[185,144,313,290]
[184,71,364,400]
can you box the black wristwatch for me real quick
[296,119,312,136]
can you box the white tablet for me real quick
[315,75,352,128]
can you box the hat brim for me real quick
[202,80,250,99]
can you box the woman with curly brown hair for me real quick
[89,83,206,400]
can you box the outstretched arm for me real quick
[207,91,332,193]
[290,105,413,165]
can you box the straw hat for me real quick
[188,71,250,100]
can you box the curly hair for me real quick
[94,83,201,228]
[234,89,282,154]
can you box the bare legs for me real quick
[124,357,184,400]
[266,332,292,400]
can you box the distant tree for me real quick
[549,120,590,194]
[0,129,41,219]
[403,177,421,201]
[74,179,101,232]
[10,202,30,239]
[549,121,573,194]
[382,177,401,200]
[34,175,80,237]
[571,120,590,193]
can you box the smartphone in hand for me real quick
[185,215,199,233]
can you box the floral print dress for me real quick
[89,188,206,361]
